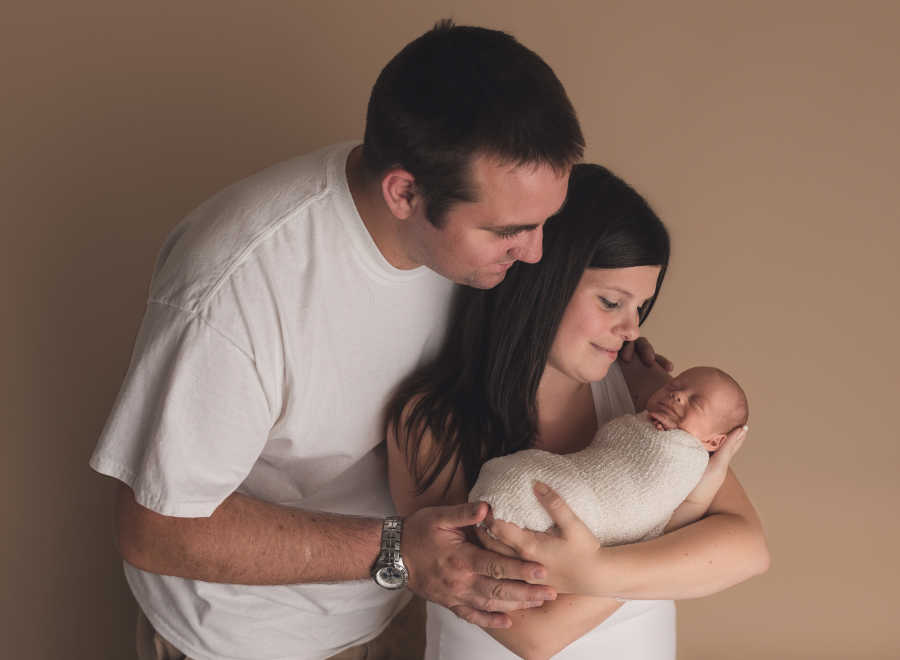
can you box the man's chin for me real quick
[464,270,509,289]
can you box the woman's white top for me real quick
[426,362,677,659]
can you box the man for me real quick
[91,20,584,660]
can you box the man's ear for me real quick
[381,168,420,220]
[706,433,727,452]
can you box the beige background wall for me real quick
[3,1,898,658]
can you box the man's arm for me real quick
[116,483,381,584]
[115,481,554,628]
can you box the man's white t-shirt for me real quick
[90,142,455,660]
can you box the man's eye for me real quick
[599,297,619,309]
[496,228,524,239]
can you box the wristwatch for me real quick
[371,516,409,590]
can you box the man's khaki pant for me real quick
[136,596,426,660]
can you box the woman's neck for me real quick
[535,366,597,453]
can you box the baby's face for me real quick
[645,367,742,451]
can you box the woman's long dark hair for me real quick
[384,163,671,494]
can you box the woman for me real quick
[385,164,769,660]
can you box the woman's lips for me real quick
[591,343,620,359]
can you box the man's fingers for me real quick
[619,341,635,362]
[450,606,512,629]
[469,543,548,583]
[469,575,556,609]
[435,501,489,529]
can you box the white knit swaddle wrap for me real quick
[468,412,709,545]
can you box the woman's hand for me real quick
[698,425,748,495]
[481,482,607,596]
[664,424,749,532]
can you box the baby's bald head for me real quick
[646,366,748,451]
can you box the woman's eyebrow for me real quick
[601,286,635,298]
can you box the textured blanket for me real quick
[468,412,709,545]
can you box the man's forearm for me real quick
[115,483,382,584]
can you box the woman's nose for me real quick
[617,312,640,342]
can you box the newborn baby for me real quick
[468,366,749,545]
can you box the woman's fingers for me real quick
[715,425,749,465]
[533,481,575,525]
[620,337,673,372]
[474,523,519,558]
[633,337,656,366]
[654,352,674,373]
[482,517,535,555]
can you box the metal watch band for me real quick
[379,516,403,563]
[371,515,408,589]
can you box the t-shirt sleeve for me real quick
[89,300,272,517]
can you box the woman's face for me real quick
[546,266,662,385]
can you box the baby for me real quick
[468,366,749,545]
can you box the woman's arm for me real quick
[486,468,770,600]
[488,596,622,660]
[388,411,622,660]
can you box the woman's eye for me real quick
[598,297,619,309]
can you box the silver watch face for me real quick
[374,564,408,589]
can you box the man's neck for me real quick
[345,146,418,270]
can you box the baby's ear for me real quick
[706,433,727,452]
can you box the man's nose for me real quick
[511,227,543,264]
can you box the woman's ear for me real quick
[381,168,420,220]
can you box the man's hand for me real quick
[479,483,607,597]
[618,337,673,372]
[402,501,557,628]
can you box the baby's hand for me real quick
[652,419,665,431]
